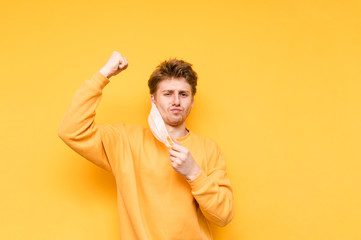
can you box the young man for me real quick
[58,51,234,239]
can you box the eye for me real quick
[180,93,188,97]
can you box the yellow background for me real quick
[1,0,360,239]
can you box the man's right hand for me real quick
[99,51,128,79]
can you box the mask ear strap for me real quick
[166,136,174,147]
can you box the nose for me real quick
[173,93,180,105]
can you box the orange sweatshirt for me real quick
[58,72,234,240]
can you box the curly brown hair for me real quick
[148,58,198,96]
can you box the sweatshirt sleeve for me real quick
[188,144,235,227]
[57,71,119,172]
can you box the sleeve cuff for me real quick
[88,71,110,90]
[187,170,208,191]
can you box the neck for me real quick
[166,122,189,139]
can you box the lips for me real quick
[170,108,182,112]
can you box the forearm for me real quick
[58,71,109,139]
[58,72,115,171]
[59,50,126,137]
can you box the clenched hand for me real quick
[169,139,202,181]
[99,51,128,79]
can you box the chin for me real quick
[166,117,185,127]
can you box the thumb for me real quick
[172,138,181,145]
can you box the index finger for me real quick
[171,140,187,152]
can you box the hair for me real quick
[148,58,198,96]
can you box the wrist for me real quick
[186,167,202,181]
[99,68,110,79]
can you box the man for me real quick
[58,51,234,239]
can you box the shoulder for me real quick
[188,131,226,169]
[190,131,217,144]
[189,131,221,152]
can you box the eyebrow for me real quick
[161,89,190,93]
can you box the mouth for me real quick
[170,108,182,113]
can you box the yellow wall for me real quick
[1,0,360,239]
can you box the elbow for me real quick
[58,124,65,140]
[223,208,235,227]
[58,127,69,143]
[57,122,72,142]
[205,197,235,227]
[57,122,94,143]
[215,206,235,227]
[215,194,235,227]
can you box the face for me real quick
[152,78,194,127]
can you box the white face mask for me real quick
[148,102,174,147]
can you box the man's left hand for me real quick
[169,139,202,181]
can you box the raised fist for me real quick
[99,51,128,79]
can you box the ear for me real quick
[191,97,194,108]
[150,95,154,104]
